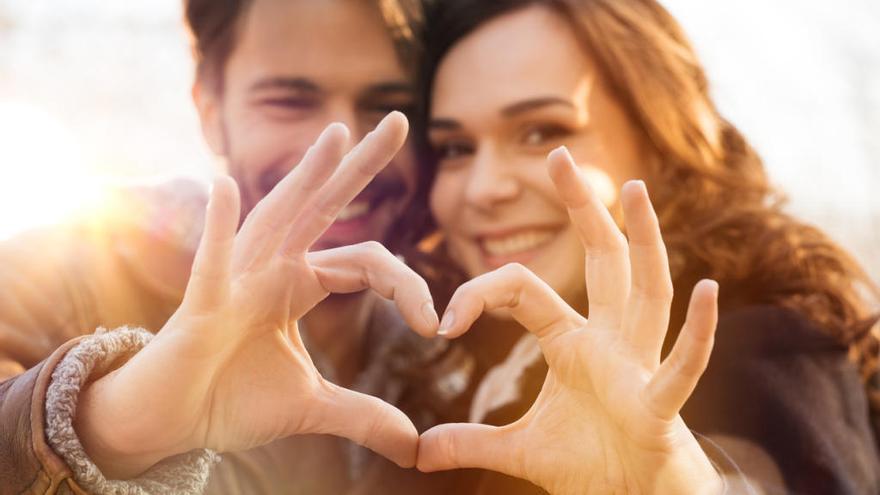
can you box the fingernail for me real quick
[437,311,455,337]
[549,145,573,164]
[421,301,440,330]
[706,279,720,295]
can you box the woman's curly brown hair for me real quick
[413,0,880,413]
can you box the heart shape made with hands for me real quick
[77,115,720,493]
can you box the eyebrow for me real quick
[427,118,461,131]
[500,97,575,117]
[361,81,413,98]
[249,77,321,94]
[429,96,576,131]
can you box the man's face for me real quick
[197,0,416,251]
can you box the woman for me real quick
[395,0,880,493]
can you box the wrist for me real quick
[75,372,175,479]
[647,443,724,495]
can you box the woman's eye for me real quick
[431,140,475,162]
[521,124,571,147]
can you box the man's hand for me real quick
[75,112,440,479]
[418,147,723,495]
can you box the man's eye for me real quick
[521,124,571,147]
[260,98,319,110]
[431,141,475,162]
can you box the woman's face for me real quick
[429,5,654,305]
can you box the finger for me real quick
[281,112,409,255]
[438,263,582,343]
[547,147,630,329]
[643,280,719,420]
[184,176,241,312]
[307,241,439,337]
[417,423,516,475]
[234,123,350,268]
[620,181,674,367]
[310,381,418,468]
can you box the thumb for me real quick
[417,423,515,475]
[309,382,418,468]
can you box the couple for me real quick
[2,0,879,494]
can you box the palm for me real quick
[419,148,721,494]
[202,328,319,450]
[516,330,692,494]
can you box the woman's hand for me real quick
[417,147,722,494]
[75,112,440,479]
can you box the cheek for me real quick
[225,122,320,209]
[429,170,464,229]
[390,144,417,201]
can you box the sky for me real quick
[0,0,877,279]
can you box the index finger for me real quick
[234,123,351,269]
[307,242,439,337]
[438,263,583,344]
[282,112,409,255]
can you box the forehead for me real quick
[228,0,407,89]
[432,6,596,117]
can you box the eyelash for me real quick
[431,139,475,163]
[259,98,319,111]
[520,123,573,147]
[431,122,573,162]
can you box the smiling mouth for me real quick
[477,228,560,268]
[336,200,372,222]
[334,176,407,224]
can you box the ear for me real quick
[192,79,226,156]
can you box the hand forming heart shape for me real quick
[75,112,436,479]
[417,148,723,495]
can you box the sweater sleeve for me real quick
[45,326,219,494]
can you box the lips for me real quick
[475,227,562,269]
[481,230,556,256]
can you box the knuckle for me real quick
[362,240,385,253]
[358,240,390,262]
[438,431,460,467]
[633,278,674,302]
[501,262,529,278]
[670,352,706,378]
[362,402,391,445]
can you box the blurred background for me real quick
[0,0,877,280]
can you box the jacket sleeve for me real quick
[0,336,87,494]
[683,305,880,495]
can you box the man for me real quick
[0,1,436,493]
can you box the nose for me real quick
[464,144,520,212]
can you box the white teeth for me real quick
[337,201,370,222]
[482,230,555,257]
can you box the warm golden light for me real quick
[0,100,104,239]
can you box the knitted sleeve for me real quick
[45,326,220,494]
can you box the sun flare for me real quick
[0,101,105,239]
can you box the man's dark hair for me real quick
[183,0,423,92]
